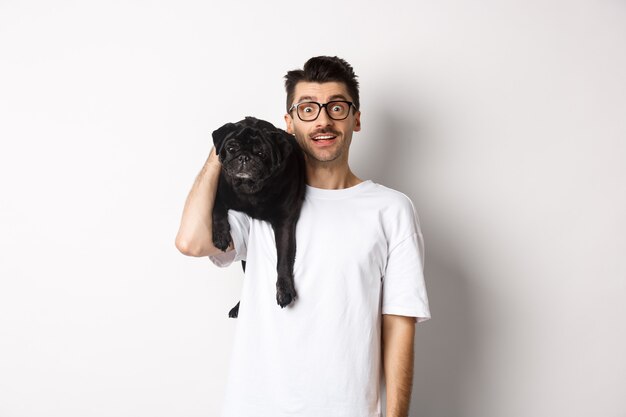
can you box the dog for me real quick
[211,116,306,318]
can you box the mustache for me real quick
[309,129,340,138]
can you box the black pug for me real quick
[211,116,306,318]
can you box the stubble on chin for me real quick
[303,145,343,164]
[294,133,344,163]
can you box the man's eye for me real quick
[331,105,342,112]
[303,107,313,113]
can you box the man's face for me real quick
[284,81,361,165]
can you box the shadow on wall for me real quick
[367,110,481,417]
[411,257,478,417]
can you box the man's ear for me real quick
[353,110,361,132]
[212,122,237,155]
[284,113,294,135]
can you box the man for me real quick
[175,56,431,417]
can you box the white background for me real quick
[1,1,624,416]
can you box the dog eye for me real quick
[227,146,236,152]
[256,151,265,157]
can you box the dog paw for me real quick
[276,278,297,308]
[228,301,240,318]
[212,230,232,252]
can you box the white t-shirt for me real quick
[209,179,431,417]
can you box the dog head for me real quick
[212,116,294,194]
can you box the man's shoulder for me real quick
[364,182,421,243]
[365,181,416,211]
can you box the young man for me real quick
[175,56,431,417]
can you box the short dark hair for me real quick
[284,56,360,114]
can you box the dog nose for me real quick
[238,154,250,163]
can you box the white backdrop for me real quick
[1,1,624,416]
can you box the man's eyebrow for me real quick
[296,94,350,103]
[328,94,349,101]
[296,95,316,103]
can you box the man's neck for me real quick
[304,159,363,189]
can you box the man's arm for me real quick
[382,314,417,417]
[175,146,233,257]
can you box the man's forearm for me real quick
[175,147,223,256]
[382,314,416,417]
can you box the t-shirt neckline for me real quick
[305,179,374,200]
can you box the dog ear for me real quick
[212,122,238,156]
[274,130,294,161]
[246,116,277,132]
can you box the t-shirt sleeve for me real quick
[208,209,250,267]
[381,197,431,323]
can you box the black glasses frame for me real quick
[288,100,357,121]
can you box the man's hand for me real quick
[207,145,221,167]
[175,145,228,257]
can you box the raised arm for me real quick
[175,146,233,257]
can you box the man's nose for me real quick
[315,106,334,127]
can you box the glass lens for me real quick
[297,102,321,121]
[327,101,350,119]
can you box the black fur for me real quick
[212,116,306,317]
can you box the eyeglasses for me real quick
[288,100,357,121]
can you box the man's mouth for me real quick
[311,133,337,144]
